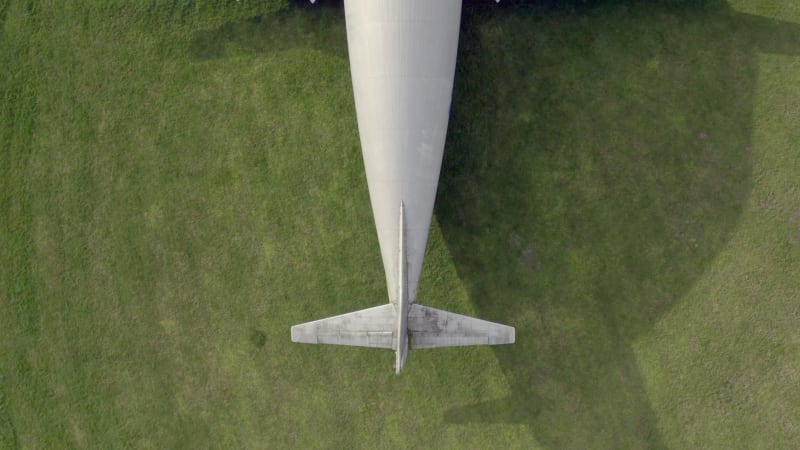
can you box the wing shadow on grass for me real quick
[437,1,800,447]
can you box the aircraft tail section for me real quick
[290,202,514,373]
[408,304,515,348]
[290,302,514,370]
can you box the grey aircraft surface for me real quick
[291,0,515,374]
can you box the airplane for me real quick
[291,0,514,374]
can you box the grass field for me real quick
[1,0,799,448]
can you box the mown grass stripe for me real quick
[1,0,38,337]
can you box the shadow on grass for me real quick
[189,1,346,61]
[436,0,800,447]
[185,1,799,447]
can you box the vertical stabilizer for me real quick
[395,202,409,373]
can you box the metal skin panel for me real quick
[408,304,516,349]
[344,0,462,305]
[290,304,397,349]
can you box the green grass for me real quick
[1,0,799,448]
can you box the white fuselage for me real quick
[344,0,462,305]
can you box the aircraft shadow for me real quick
[185,1,800,447]
[188,1,347,61]
[436,1,800,448]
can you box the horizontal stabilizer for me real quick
[408,304,515,349]
[291,304,396,349]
